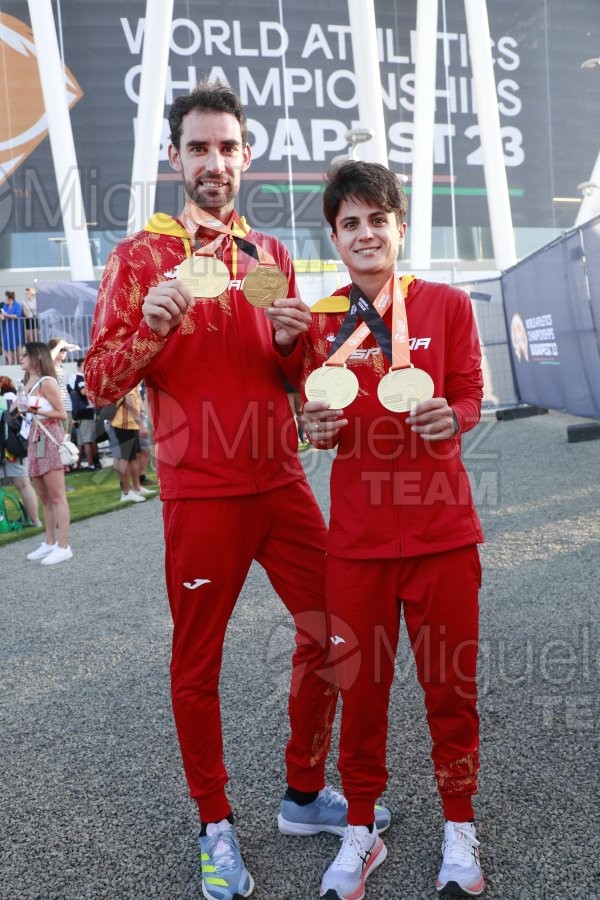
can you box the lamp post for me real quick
[331,128,375,166]
[346,128,375,160]
[331,128,374,167]
[577,182,600,196]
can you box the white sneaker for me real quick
[320,825,387,899]
[120,491,145,503]
[40,545,73,566]
[26,542,57,561]
[436,821,485,896]
[137,486,156,497]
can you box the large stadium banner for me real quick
[1,0,599,250]
[502,217,600,419]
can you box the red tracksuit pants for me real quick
[163,479,338,823]
[326,544,481,825]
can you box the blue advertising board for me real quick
[502,218,600,419]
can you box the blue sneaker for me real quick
[278,786,391,837]
[199,820,254,900]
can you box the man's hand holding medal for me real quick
[142,280,196,338]
[265,297,311,350]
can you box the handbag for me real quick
[35,417,80,466]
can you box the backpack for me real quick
[68,374,96,422]
[0,487,29,533]
[68,384,87,420]
[0,409,29,460]
[95,399,123,444]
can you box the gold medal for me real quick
[305,365,359,409]
[377,366,434,412]
[242,265,289,307]
[177,255,230,298]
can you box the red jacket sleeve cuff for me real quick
[273,334,304,387]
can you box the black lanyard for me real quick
[328,284,393,364]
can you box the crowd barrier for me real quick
[501,215,600,420]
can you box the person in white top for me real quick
[20,342,73,565]
[48,336,78,436]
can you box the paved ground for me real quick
[1,410,599,900]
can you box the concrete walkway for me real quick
[1,410,598,899]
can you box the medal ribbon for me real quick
[327,274,414,368]
[181,202,280,270]
[180,202,229,257]
[347,285,394,363]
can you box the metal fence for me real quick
[0,315,92,360]
[455,277,519,409]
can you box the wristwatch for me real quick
[451,409,459,435]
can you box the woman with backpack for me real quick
[20,342,73,565]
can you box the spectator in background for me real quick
[68,358,100,471]
[21,342,73,565]
[22,287,39,343]
[0,291,25,364]
[47,337,75,437]
[0,375,42,527]
[0,375,17,400]
[137,382,157,487]
[109,387,155,503]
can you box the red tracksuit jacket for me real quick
[300,279,485,558]
[85,214,305,498]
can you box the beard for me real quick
[185,176,237,211]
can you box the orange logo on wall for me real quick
[0,13,83,186]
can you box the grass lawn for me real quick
[0,467,159,547]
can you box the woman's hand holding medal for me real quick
[302,399,348,446]
[405,397,458,441]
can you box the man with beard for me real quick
[85,81,389,900]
